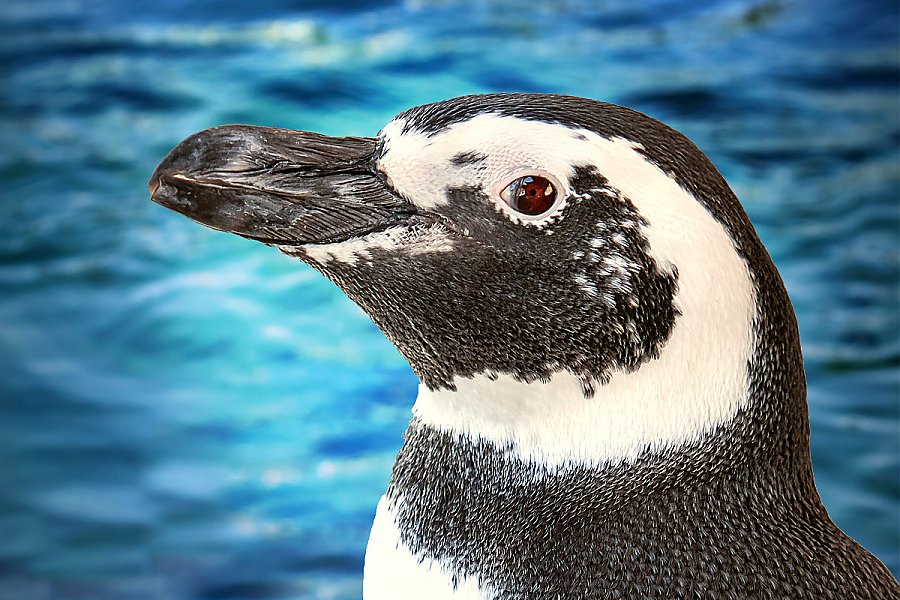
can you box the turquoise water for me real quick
[1,0,897,598]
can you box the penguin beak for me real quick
[148,125,415,245]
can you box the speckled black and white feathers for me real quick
[302,164,679,395]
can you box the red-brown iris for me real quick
[500,175,557,216]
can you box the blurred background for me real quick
[0,0,897,598]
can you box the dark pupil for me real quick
[514,176,555,215]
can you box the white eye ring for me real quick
[490,169,568,224]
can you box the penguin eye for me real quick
[499,175,557,216]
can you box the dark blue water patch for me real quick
[196,580,303,600]
[140,0,401,24]
[0,37,225,71]
[365,373,417,406]
[192,535,364,582]
[0,157,44,187]
[618,87,750,119]
[9,443,151,487]
[582,8,661,30]
[74,82,201,115]
[380,52,460,76]
[287,552,361,573]
[264,348,300,364]
[0,6,84,34]
[181,421,244,445]
[779,0,899,47]
[562,0,723,30]
[0,79,200,117]
[0,0,388,33]
[260,73,390,108]
[734,0,785,28]
[820,351,900,374]
[471,69,554,94]
[779,64,900,92]
[314,430,397,458]
[723,142,897,169]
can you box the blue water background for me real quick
[0,0,897,598]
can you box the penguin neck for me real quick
[411,370,755,470]
[409,303,772,472]
[405,371,807,481]
[406,236,811,475]
[409,356,808,483]
[392,308,814,512]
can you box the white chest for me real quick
[363,497,488,600]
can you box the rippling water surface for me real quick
[0,0,897,598]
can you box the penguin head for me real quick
[151,94,798,463]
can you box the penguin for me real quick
[149,93,900,599]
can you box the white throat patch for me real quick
[380,114,757,467]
